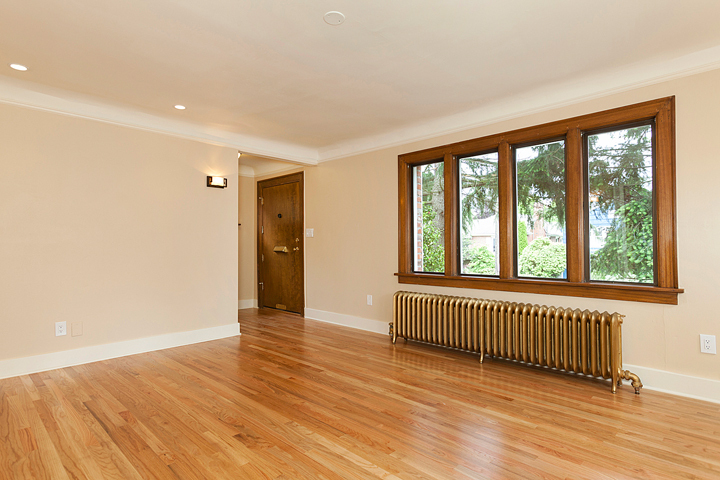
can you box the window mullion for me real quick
[566,128,586,283]
[444,152,459,276]
[399,160,412,274]
[498,141,514,279]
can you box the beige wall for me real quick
[297,68,720,382]
[0,103,238,361]
[238,175,257,303]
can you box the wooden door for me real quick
[257,173,304,314]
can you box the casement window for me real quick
[397,97,682,304]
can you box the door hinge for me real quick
[259,282,264,290]
[261,254,264,262]
[259,196,264,205]
[261,226,264,234]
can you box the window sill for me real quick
[395,273,683,305]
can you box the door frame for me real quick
[257,172,305,315]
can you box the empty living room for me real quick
[2,1,720,479]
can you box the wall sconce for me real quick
[207,176,227,188]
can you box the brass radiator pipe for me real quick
[391,291,642,394]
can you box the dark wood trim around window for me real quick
[397,97,683,305]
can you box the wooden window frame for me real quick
[397,97,683,305]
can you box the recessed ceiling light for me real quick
[174,105,186,110]
[323,11,345,26]
[10,64,28,71]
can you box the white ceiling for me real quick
[3,1,720,165]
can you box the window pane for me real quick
[516,140,567,279]
[460,153,499,275]
[413,162,444,273]
[588,125,653,283]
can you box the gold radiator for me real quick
[391,291,642,394]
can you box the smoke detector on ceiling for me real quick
[323,11,345,26]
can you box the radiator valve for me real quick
[388,322,394,338]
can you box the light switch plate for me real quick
[72,322,83,337]
[306,228,314,237]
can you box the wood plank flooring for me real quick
[1,308,720,479]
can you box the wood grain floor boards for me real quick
[1,308,720,479]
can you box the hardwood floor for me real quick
[1,309,719,479]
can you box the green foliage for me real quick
[516,142,566,228]
[422,127,654,282]
[462,241,495,275]
[460,155,498,233]
[588,126,651,213]
[519,238,566,278]
[422,163,445,240]
[421,203,444,272]
[591,192,653,282]
[517,221,528,254]
[588,126,654,282]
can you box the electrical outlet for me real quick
[367,295,372,306]
[71,322,83,337]
[55,321,67,337]
[700,334,716,354]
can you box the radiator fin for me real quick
[392,291,642,394]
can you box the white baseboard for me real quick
[239,299,258,309]
[0,323,240,380]
[305,308,720,405]
[304,308,389,335]
[623,364,720,404]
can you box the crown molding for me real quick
[0,75,318,165]
[3,43,720,167]
[317,44,720,162]
[238,161,310,179]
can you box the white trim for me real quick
[0,323,240,380]
[239,299,258,309]
[240,162,306,179]
[238,165,256,177]
[254,163,309,179]
[0,76,318,165]
[2,46,720,165]
[623,364,720,405]
[317,45,720,162]
[304,308,388,335]
[305,308,720,405]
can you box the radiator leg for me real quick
[478,353,484,364]
[622,370,643,394]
